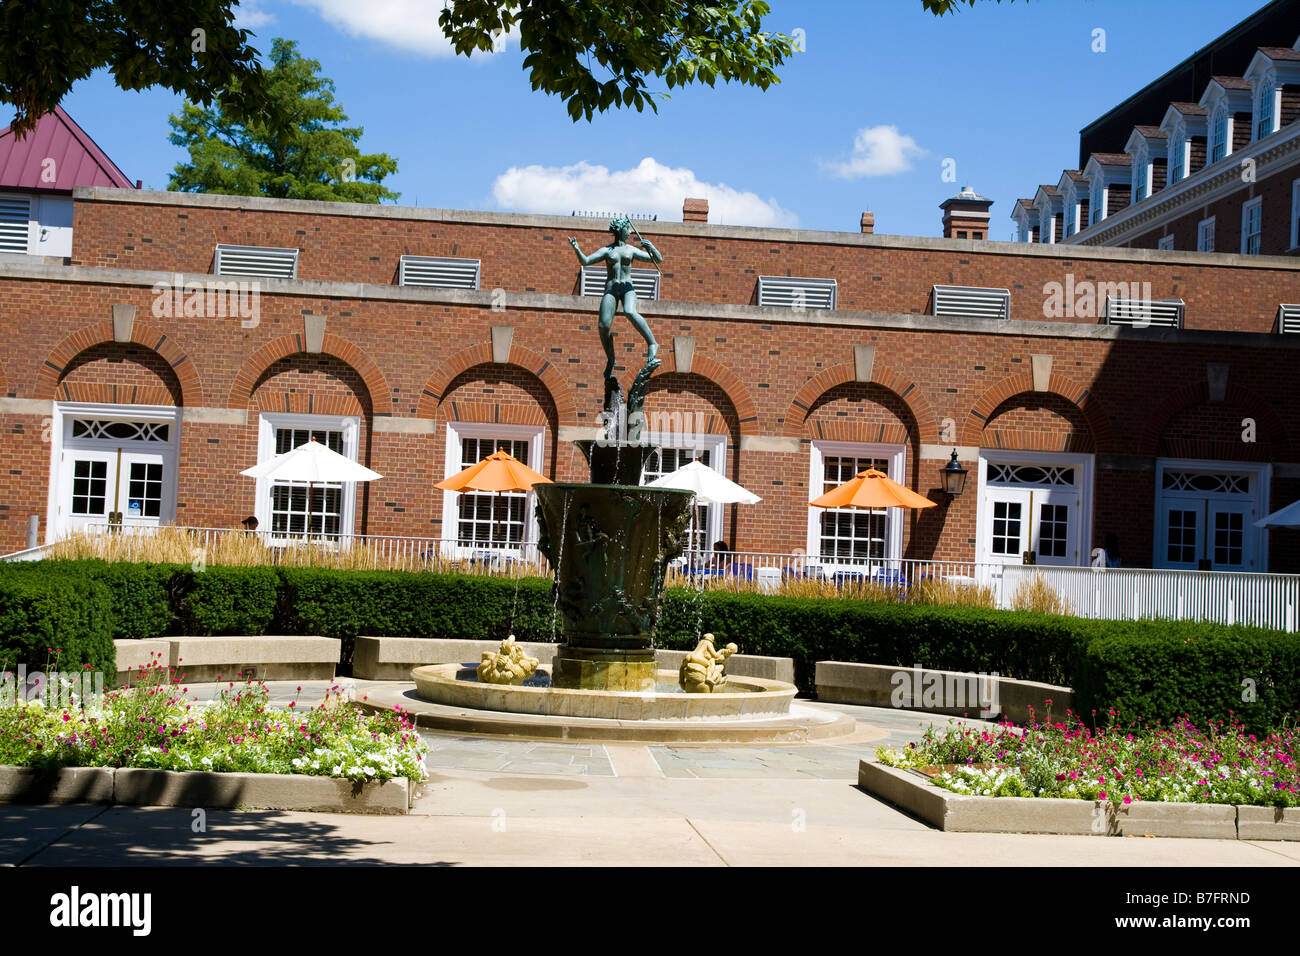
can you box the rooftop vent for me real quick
[931,285,1010,320]
[1278,304,1300,334]
[580,266,659,300]
[757,276,837,311]
[570,210,658,221]
[1105,296,1184,328]
[398,256,481,289]
[0,196,31,254]
[213,244,298,279]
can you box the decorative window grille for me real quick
[1279,304,1300,334]
[1104,296,1184,328]
[931,285,1010,321]
[987,463,1077,487]
[756,276,837,311]
[0,196,31,254]
[1161,471,1251,494]
[398,256,480,289]
[213,244,298,279]
[70,420,171,442]
[580,266,659,300]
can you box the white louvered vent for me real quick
[931,285,1010,320]
[756,276,836,311]
[399,255,481,289]
[580,266,659,300]
[1278,304,1300,334]
[213,244,299,279]
[1105,296,1183,328]
[0,196,31,254]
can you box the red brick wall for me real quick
[1128,165,1300,255]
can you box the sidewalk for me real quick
[2,692,1297,867]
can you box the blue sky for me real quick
[55,0,1270,238]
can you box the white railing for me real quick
[15,525,1300,631]
[1001,565,1300,632]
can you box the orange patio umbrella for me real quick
[809,468,936,511]
[436,449,552,493]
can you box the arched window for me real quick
[1090,178,1105,225]
[1255,76,1276,140]
[1168,128,1187,184]
[1210,105,1229,163]
[1132,143,1149,201]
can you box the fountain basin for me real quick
[412,664,796,720]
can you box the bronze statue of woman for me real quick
[568,216,662,383]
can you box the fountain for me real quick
[385,219,852,742]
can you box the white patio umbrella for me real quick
[1255,499,1300,528]
[645,459,760,562]
[240,440,382,536]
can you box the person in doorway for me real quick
[1104,532,1122,568]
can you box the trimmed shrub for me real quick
[1074,621,1300,736]
[0,571,115,673]
[0,559,176,640]
[177,565,280,635]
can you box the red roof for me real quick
[0,105,135,191]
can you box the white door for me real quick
[977,456,1090,567]
[1155,463,1266,571]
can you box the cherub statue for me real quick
[678,632,739,694]
[477,635,540,685]
[568,216,663,383]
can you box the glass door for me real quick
[61,449,169,531]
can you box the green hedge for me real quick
[0,569,115,673]
[2,559,1297,732]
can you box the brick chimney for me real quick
[940,186,993,239]
[683,197,709,223]
[860,212,875,234]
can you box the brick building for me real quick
[1,179,1299,574]
[1013,2,1300,258]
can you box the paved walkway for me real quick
[2,683,1297,866]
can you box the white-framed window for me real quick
[1132,144,1150,201]
[46,403,181,541]
[1154,459,1269,571]
[255,413,361,540]
[1063,193,1076,238]
[1157,235,1175,251]
[806,441,906,569]
[1168,129,1187,184]
[1254,77,1276,141]
[1210,106,1229,163]
[1090,179,1105,225]
[1039,209,1056,244]
[1241,197,1263,255]
[642,432,727,554]
[442,421,545,554]
[975,451,1093,569]
[1291,179,1300,251]
[1197,217,1215,253]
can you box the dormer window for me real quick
[1255,76,1277,140]
[1063,197,1076,238]
[1090,178,1105,225]
[1132,143,1149,201]
[1210,106,1230,163]
[1168,129,1187,184]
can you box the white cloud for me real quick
[234,0,275,29]
[492,157,797,227]
[288,0,457,56]
[822,125,926,179]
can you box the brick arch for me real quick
[962,371,1112,449]
[34,321,203,406]
[228,333,390,413]
[782,363,938,442]
[1139,380,1292,459]
[651,353,758,435]
[418,343,576,425]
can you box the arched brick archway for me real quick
[961,371,1112,449]
[1139,380,1291,459]
[228,333,390,413]
[781,363,938,442]
[418,343,576,425]
[35,321,203,406]
[650,353,758,435]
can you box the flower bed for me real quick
[876,707,1299,808]
[0,657,426,784]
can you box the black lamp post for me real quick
[941,449,968,499]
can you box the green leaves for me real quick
[167,38,399,203]
[437,0,800,122]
